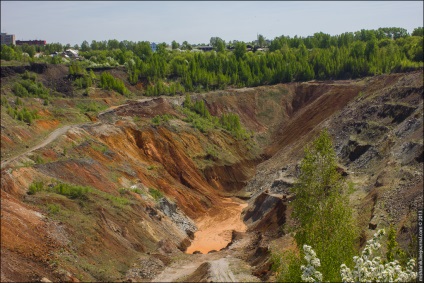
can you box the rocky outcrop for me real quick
[243,192,291,236]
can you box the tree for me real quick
[1,44,16,60]
[171,40,179,50]
[210,37,226,52]
[234,41,246,60]
[21,44,36,58]
[181,41,192,51]
[134,41,152,60]
[156,43,168,56]
[411,27,423,37]
[107,39,120,50]
[291,129,358,282]
[257,34,266,47]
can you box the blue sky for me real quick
[1,1,423,46]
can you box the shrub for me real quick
[99,72,130,96]
[50,183,90,199]
[1,96,9,106]
[12,79,50,99]
[7,106,38,124]
[149,187,163,201]
[76,101,107,114]
[151,114,173,126]
[272,249,302,282]
[299,230,417,282]
[46,203,61,215]
[27,181,44,195]
[22,70,37,81]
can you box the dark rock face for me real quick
[346,140,372,162]
[0,63,47,78]
[1,65,29,77]
[243,192,287,236]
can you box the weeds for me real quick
[27,181,90,199]
[149,187,163,201]
[46,203,61,215]
[151,114,174,126]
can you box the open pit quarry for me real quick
[1,65,423,282]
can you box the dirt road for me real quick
[1,98,156,170]
[1,125,74,169]
[152,249,260,282]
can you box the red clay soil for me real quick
[1,180,61,282]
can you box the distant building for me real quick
[64,49,79,58]
[150,42,157,52]
[1,32,16,45]
[16,40,46,46]
[196,46,214,52]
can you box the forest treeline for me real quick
[1,27,423,95]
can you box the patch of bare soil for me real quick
[186,198,247,254]
[152,232,262,282]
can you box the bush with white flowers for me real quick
[301,229,417,282]
[301,245,323,282]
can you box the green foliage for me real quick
[1,44,17,60]
[219,112,249,139]
[273,250,302,282]
[12,78,50,100]
[91,143,109,153]
[99,72,130,96]
[28,181,90,199]
[28,181,44,195]
[234,41,247,60]
[385,224,407,264]
[46,203,61,215]
[70,27,423,95]
[68,62,86,76]
[1,96,9,106]
[119,187,143,195]
[145,80,185,96]
[149,187,163,201]
[51,183,90,199]
[181,94,249,138]
[171,40,179,50]
[74,75,93,89]
[22,70,37,81]
[290,130,358,282]
[180,106,217,133]
[412,27,423,37]
[76,100,108,114]
[151,114,174,126]
[7,106,38,124]
[33,154,45,164]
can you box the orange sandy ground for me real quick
[186,198,247,254]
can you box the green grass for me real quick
[27,181,90,199]
[91,143,109,154]
[151,114,174,126]
[149,187,163,201]
[76,100,108,114]
[46,203,61,215]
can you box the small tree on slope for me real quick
[291,129,358,282]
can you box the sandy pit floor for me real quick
[186,198,247,254]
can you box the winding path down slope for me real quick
[1,125,74,169]
[1,98,156,170]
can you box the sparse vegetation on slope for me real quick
[0,26,422,282]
